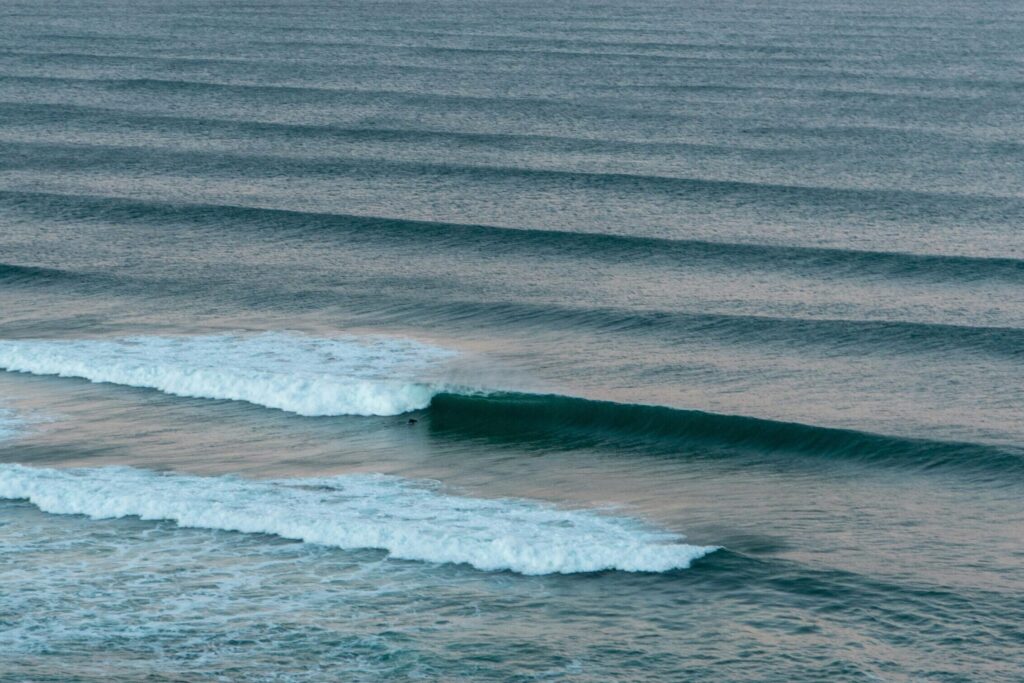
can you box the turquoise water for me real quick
[1,0,1023,680]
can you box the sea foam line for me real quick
[0,464,716,575]
[0,333,457,416]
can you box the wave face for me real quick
[0,464,715,574]
[0,262,72,285]
[0,333,456,416]
[428,392,1024,479]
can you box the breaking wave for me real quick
[0,333,457,417]
[1,333,1021,477]
[0,464,716,575]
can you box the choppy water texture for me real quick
[1,0,1023,681]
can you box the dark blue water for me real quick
[1,0,1023,680]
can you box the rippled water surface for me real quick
[1,0,1023,681]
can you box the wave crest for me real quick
[0,464,716,575]
[0,333,456,416]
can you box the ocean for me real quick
[1,0,1023,680]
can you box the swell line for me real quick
[2,140,1021,223]
[426,392,1024,481]
[352,298,1024,360]
[2,259,1019,359]
[3,190,1021,284]
[0,332,1019,480]
[0,100,798,153]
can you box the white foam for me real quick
[0,333,458,416]
[0,464,716,575]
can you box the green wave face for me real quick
[427,392,1024,479]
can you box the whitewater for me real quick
[0,333,456,416]
[0,463,714,575]
[0,344,717,576]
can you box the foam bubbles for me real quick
[0,464,716,575]
[0,333,458,416]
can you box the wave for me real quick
[0,333,457,417]
[427,393,1024,479]
[1,63,994,104]
[0,262,74,285]
[0,100,788,155]
[0,261,124,294]
[0,75,669,117]
[4,190,1021,284]
[353,299,1024,360]
[2,139,1022,224]
[4,257,1021,358]
[2,255,1022,361]
[1,333,1020,478]
[0,464,715,574]
[9,100,1018,165]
